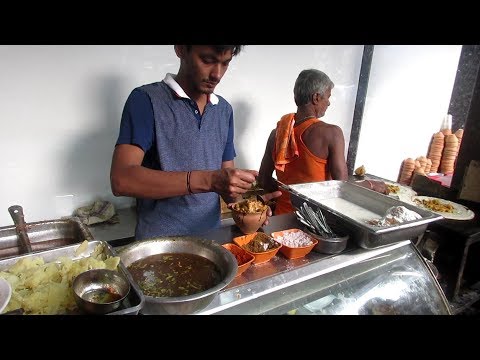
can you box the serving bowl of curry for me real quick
[117,236,237,315]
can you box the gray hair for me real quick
[294,69,334,106]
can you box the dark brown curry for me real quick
[127,253,222,297]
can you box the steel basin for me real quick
[0,217,93,259]
[117,236,237,315]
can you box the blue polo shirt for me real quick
[117,88,236,167]
[116,74,236,239]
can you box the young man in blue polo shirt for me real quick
[110,45,281,240]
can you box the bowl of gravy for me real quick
[117,236,237,315]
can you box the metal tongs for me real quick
[273,177,334,237]
[297,202,334,237]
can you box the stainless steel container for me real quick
[0,240,144,315]
[288,180,443,249]
[0,217,93,259]
[73,269,131,314]
[304,228,349,254]
[117,236,237,315]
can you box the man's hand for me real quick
[212,168,258,202]
[258,190,282,226]
[227,190,282,227]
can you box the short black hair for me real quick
[185,45,244,56]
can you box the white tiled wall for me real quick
[0,45,364,226]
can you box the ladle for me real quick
[8,205,32,253]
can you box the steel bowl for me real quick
[304,228,349,254]
[117,236,237,315]
[72,269,130,314]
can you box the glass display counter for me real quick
[198,240,451,315]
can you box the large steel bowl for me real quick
[116,236,237,315]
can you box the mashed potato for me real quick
[0,241,120,315]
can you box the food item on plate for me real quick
[386,184,400,195]
[414,198,454,213]
[384,181,417,202]
[412,196,474,221]
[368,206,422,227]
[354,165,366,176]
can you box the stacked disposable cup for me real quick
[398,158,416,185]
[439,134,459,174]
[428,132,445,173]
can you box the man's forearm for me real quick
[111,166,213,199]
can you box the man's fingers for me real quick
[262,191,282,202]
[236,169,258,183]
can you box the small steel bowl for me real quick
[72,269,130,314]
[304,228,349,254]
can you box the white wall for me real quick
[355,45,462,182]
[0,45,364,226]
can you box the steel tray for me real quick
[0,217,93,259]
[0,240,144,315]
[287,180,443,249]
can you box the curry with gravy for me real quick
[127,253,221,297]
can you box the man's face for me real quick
[181,46,234,95]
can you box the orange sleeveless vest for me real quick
[274,118,330,215]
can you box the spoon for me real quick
[251,181,266,205]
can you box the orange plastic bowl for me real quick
[222,243,255,277]
[233,232,282,264]
[270,228,318,259]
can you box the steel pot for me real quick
[116,236,237,315]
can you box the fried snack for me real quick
[355,165,366,176]
[232,198,268,214]
[386,184,400,195]
[415,198,454,213]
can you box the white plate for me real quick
[412,196,475,221]
[384,181,417,203]
[0,278,12,314]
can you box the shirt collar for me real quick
[163,73,219,105]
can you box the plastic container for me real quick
[233,232,282,264]
[222,243,255,277]
[270,228,318,259]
